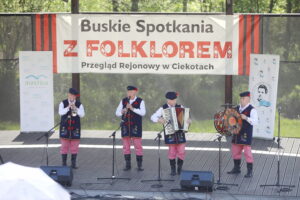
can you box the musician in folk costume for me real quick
[115,86,146,171]
[59,88,85,169]
[151,91,190,176]
[227,91,258,178]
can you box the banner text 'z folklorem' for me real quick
[32,14,262,75]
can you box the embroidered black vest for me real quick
[121,97,143,138]
[59,99,81,140]
[232,105,254,145]
[162,104,187,145]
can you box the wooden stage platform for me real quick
[0,130,299,199]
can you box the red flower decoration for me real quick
[243,111,249,116]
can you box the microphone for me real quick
[278,105,282,113]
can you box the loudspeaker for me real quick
[180,170,214,192]
[40,166,73,186]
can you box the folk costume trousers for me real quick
[168,143,186,160]
[60,138,80,154]
[122,137,143,156]
[231,143,254,163]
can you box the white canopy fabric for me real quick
[0,162,70,200]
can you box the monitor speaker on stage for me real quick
[40,166,73,187]
[180,170,214,192]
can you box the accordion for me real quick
[162,107,190,135]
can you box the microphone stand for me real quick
[260,107,295,192]
[36,116,70,166]
[97,121,130,185]
[213,103,238,190]
[141,121,174,188]
[214,134,238,190]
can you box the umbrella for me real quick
[0,162,70,200]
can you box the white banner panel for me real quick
[56,14,240,74]
[249,54,280,140]
[19,51,54,132]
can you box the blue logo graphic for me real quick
[25,74,47,80]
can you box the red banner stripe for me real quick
[51,14,57,73]
[43,14,49,51]
[245,15,252,75]
[253,15,260,54]
[35,14,42,51]
[238,15,244,75]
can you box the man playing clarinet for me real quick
[59,88,85,169]
[115,86,146,171]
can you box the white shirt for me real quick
[151,104,183,123]
[115,96,146,117]
[239,103,258,126]
[58,100,85,118]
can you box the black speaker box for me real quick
[180,170,214,192]
[40,166,73,186]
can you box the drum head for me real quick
[223,108,242,134]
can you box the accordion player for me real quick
[150,91,191,176]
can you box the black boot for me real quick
[62,154,67,166]
[71,154,78,169]
[227,159,241,174]
[123,154,131,171]
[136,155,144,171]
[177,158,184,175]
[244,163,253,178]
[170,159,176,176]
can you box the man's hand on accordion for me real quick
[158,117,166,124]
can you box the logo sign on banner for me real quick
[249,54,280,140]
[19,51,54,132]
[32,14,261,75]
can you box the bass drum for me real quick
[214,108,242,136]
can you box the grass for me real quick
[0,121,20,130]
[0,116,299,138]
[274,116,300,138]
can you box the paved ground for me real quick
[0,130,300,200]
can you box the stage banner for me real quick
[19,51,54,132]
[32,14,262,75]
[249,54,280,140]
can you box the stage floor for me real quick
[0,130,299,199]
